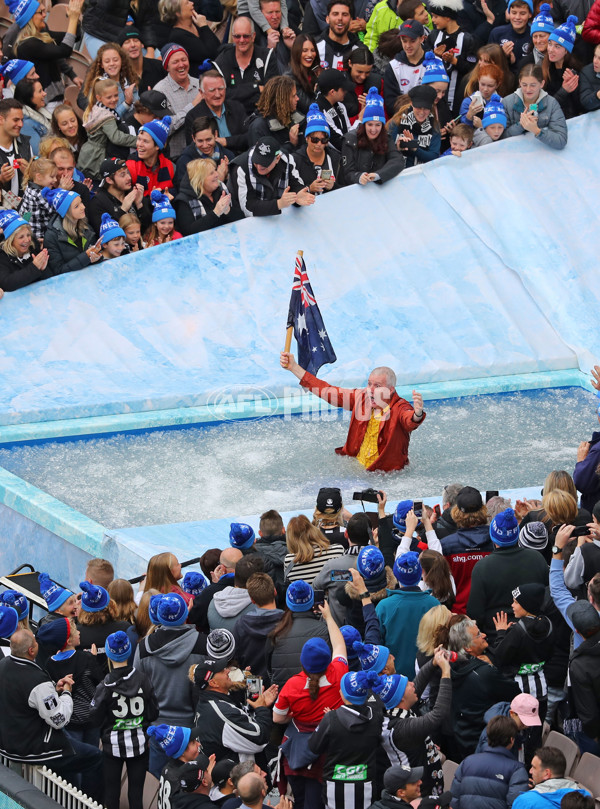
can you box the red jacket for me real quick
[299,371,425,472]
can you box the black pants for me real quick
[103,751,149,809]
[287,775,324,809]
[51,737,103,804]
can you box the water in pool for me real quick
[0,387,596,529]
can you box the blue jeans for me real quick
[82,32,107,59]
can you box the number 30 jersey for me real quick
[90,665,160,758]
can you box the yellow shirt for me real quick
[356,405,390,468]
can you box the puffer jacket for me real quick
[503,88,568,150]
[339,130,405,186]
[77,106,137,180]
[451,744,529,809]
[82,0,133,45]
[268,612,330,687]
[583,0,600,42]
[44,214,97,277]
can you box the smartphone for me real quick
[571,526,591,537]
[330,570,353,582]
[413,500,423,518]
[486,490,499,502]
[321,169,332,181]
[313,589,326,611]
[471,91,484,107]
[245,676,262,698]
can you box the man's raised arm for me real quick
[280,351,357,411]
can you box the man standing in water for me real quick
[280,352,425,472]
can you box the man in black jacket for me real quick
[316,0,361,69]
[566,600,600,754]
[0,100,32,199]
[89,158,152,234]
[184,70,248,153]
[368,765,424,809]
[232,573,283,680]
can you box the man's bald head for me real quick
[10,628,36,659]
[220,548,243,570]
[236,773,266,806]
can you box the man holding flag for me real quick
[281,253,425,472]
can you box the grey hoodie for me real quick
[207,587,256,633]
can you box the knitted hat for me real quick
[0,605,19,639]
[38,573,73,613]
[409,84,438,110]
[182,571,208,596]
[0,209,28,239]
[372,673,408,709]
[393,551,422,586]
[512,583,546,615]
[228,522,255,550]
[421,51,450,85]
[341,625,361,657]
[549,14,577,52]
[362,87,385,123]
[36,616,71,651]
[140,116,171,149]
[198,59,214,75]
[519,521,548,551]
[353,640,390,674]
[161,43,188,69]
[286,580,314,612]
[341,670,379,705]
[147,724,194,759]
[531,3,555,34]
[0,590,28,620]
[300,637,331,673]
[99,212,125,244]
[393,500,414,530]
[357,546,385,580]
[150,189,176,222]
[427,0,463,19]
[482,93,507,128]
[41,187,80,218]
[508,0,533,11]
[149,594,162,625]
[316,487,341,513]
[0,59,35,85]
[177,756,211,792]
[6,0,39,28]
[305,103,330,137]
[79,581,110,613]
[192,655,230,689]
[106,630,131,662]
[156,593,188,626]
[206,628,236,661]
[118,26,143,45]
[489,508,519,546]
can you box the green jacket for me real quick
[364,0,401,51]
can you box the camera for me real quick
[352,488,382,504]
[245,676,263,699]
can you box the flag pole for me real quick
[284,250,303,353]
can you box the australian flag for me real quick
[287,254,336,376]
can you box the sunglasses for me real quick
[233,33,252,39]
[309,136,329,144]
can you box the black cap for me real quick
[398,19,425,38]
[456,486,483,513]
[317,68,352,93]
[210,758,235,789]
[193,655,229,690]
[117,26,143,45]
[99,157,128,185]
[384,765,424,793]
[316,487,342,513]
[251,136,282,167]
[177,755,211,792]
[139,90,170,118]
[408,84,437,110]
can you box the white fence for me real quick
[0,757,104,809]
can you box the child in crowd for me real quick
[398,0,430,28]
[145,191,182,246]
[473,93,507,145]
[99,213,127,261]
[119,213,145,252]
[89,631,159,809]
[0,589,30,630]
[519,3,554,68]
[489,0,533,73]
[426,0,477,113]
[78,79,137,180]
[543,17,582,119]
[18,157,57,243]
[442,122,474,155]
[459,63,503,125]
[503,63,568,149]
[0,209,49,291]
[388,84,441,167]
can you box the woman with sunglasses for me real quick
[293,104,340,194]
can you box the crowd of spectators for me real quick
[0,367,599,809]
[0,0,598,294]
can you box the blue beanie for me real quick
[149,594,162,625]
[150,189,176,222]
[393,500,414,530]
[549,14,577,52]
[362,86,385,123]
[147,724,191,759]
[393,551,422,586]
[156,593,188,626]
[228,522,255,550]
[305,103,330,136]
[357,546,385,580]
[341,670,379,705]
[0,605,19,639]
[341,625,361,657]
[41,187,80,218]
[106,630,131,662]
[372,673,409,709]
[353,640,390,674]
[80,581,110,613]
[482,93,507,128]
[0,59,35,85]
[0,590,29,620]
[421,51,449,85]
[99,212,125,244]
[0,208,28,239]
[36,616,71,651]
[140,115,172,149]
[508,0,533,11]
[286,580,314,612]
[6,0,39,28]
[490,508,519,546]
[300,637,331,673]
[531,3,554,34]
[38,573,73,613]
[183,572,208,596]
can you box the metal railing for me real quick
[0,757,105,809]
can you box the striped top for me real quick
[284,544,346,585]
